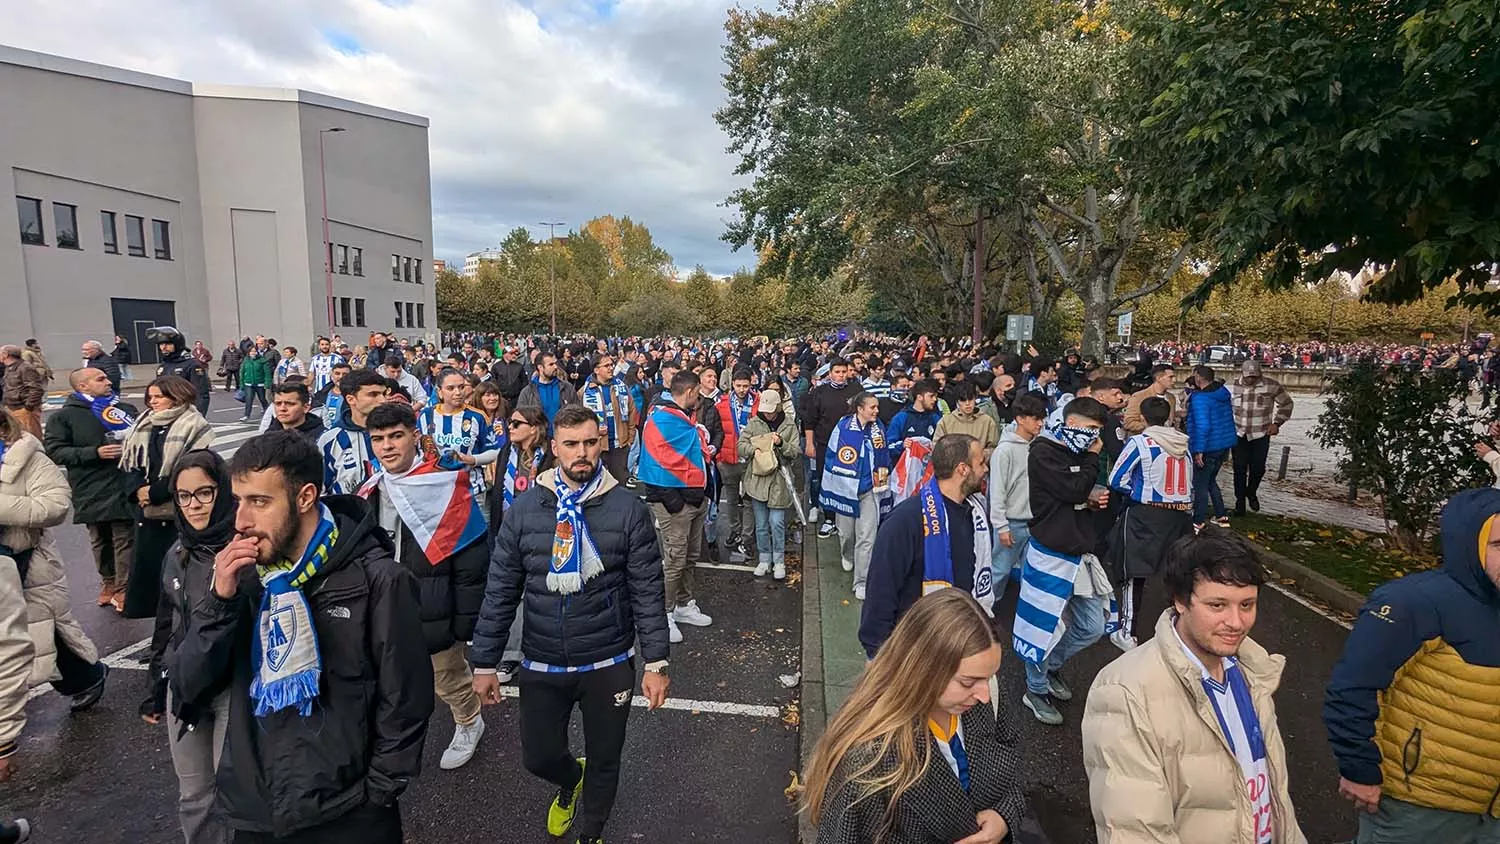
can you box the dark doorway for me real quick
[110,298,176,366]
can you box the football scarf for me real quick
[251,504,337,717]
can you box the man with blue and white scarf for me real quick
[580,353,635,484]
[171,430,433,842]
[1013,396,1114,727]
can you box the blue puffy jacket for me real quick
[1185,381,1236,454]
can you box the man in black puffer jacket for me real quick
[360,402,489,772]
[169,431,433,843]
[471,404,669,844]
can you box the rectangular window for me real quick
[340,297,352,327]
[394,301,403,328]
[53,203,79,249]
[152,219,172,259]
[391,254,400,281]
[328,242,335,273]
[403,256,412,283]
[16,197,44,245]
[125,215,146,257]
[101,211,118,254]
[355,298,366,327]
[352,247,363,276]
[416,303,425,328]
[414,259,423,284]
[405,301,414,328]
[337,245,349,274]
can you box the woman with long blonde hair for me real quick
[804,589,1024,843]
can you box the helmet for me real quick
[145,325,187,349]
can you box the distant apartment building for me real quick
[433,258,446,274]
[0,44,438,366]
[463,247,503,278]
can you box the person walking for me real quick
[218,341,243,394]
[820,392,892,601]
[800,357,860,538]
[265,383,326,442]
[307,337,345,394]
[0,408,111,780]
[1230,360,1293,515]
[360,403,489,772]
[274,346,307,386]
[318,369,390,496]
[120,375,214,722]
[160,450,236,844]
[859,434,992,656]
[81,340,122,396]
[43,368,140,610]
[578,354,635,485]
[1122,364,1177,436]
[169,431,433,843]
[148,327,211,415]
[736,388,800,580]
[0,346,45,440]
[1082,531,1305,844]
[989,394,1047,587]
[1324,488,1500,844]
[237,344,272,423]
[517,352,580,428]
[418,369,503,521]
[113,334,133,381]
[712,369,759,562]
[1104,396,1194,652]
[1185,365,1237,530]
[470,404,670,844]
[483,404,552,683]
[933,381,1000,455]
[1013,397,1112,727]
[639,370,715,643]
[805,589,1025,844]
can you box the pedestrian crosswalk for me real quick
[209,420,263,457]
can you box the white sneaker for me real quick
[666,613,684,643]
[673,600,713,627]
[1109,630,1138,653]
[773,562,786,580]
[841,557,854,572]
[753,560,771,577]
[439,715,485,770]
[854,584,866,601]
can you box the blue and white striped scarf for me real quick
[1012,538,1084,666]
[251,504,337,717]
[818,414,891,519]
[581,378,624,448]
[550,467,606,594]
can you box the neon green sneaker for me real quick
[546,757,587,836]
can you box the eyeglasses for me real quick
[174,486,218,507]
[508,418,531,429]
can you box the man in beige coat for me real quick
[1082,531,1304,844]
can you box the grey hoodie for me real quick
[989,428,1034,526]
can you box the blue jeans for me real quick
[627,435,641,475]
[751,500,787,564]
[1193,449,1229,523]
[991,520,1030,585]
[1024,593,1108,695]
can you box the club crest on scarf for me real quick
[550,467,606,594]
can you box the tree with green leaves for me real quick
[1120,0,1500,309]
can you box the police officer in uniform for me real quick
[146,326,210,413]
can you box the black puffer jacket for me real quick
[167,496,434,838]
[471,469,669,670]
[367,487,488,654]
[160,540,231,725]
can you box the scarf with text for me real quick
[251,504,338,717]
[918,477,994,614]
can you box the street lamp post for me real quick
[539,221,566,335]
[319,127,346,332]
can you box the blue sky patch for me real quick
[321,28,365,57]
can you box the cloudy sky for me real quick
[8,0,757,274]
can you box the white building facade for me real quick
[0,45,437,367]
[462,247,503,279]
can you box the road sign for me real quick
[1117,312,1134,339]
[1006,314,1034,342]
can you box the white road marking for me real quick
[24,636,154,703]
[490,684,783,717]
[696,562,758,573]
[1268,582,1353,630]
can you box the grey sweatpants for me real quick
[166,689,231,844]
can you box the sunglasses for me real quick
[508,418,531,429]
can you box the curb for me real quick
[797,521,823,844]
[1252,542,1366,616]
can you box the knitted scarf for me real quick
[79,392,135,437]
[251,504,338,717]
[581,378,622,448]
[917,477,994,613]
[818,414,891,518]
[120,404,213,489]
[503,442,546,508]
[550,467,606,594]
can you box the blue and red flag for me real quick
[638,404,709,489]
[358,457,486,561]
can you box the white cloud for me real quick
[6,0,757,274]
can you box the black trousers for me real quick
[232,802,401,844]
[1232,435,1272,503]
[518,660,634,839]
[603,447,630,485]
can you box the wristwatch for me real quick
[644,660,669,677]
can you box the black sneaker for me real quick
[817,521,836,539]
[0,818,30,844]
[624,476,639,489]
[1233,500,1247,517]
[70,664,108,713]
[1046,671,1073,702]
[1023,691,1064,726]
[1247,493,1260,512]
[497,661,521,684]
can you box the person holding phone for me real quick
[470,405,669,844]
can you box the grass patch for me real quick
[1234,512,1438,595]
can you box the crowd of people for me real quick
[0,325,1491,844]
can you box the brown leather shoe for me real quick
[109,591,125,614]
[96,585,113,606]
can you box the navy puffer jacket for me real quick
[470,469,669,669]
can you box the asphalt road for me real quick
[3,389,805,843]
